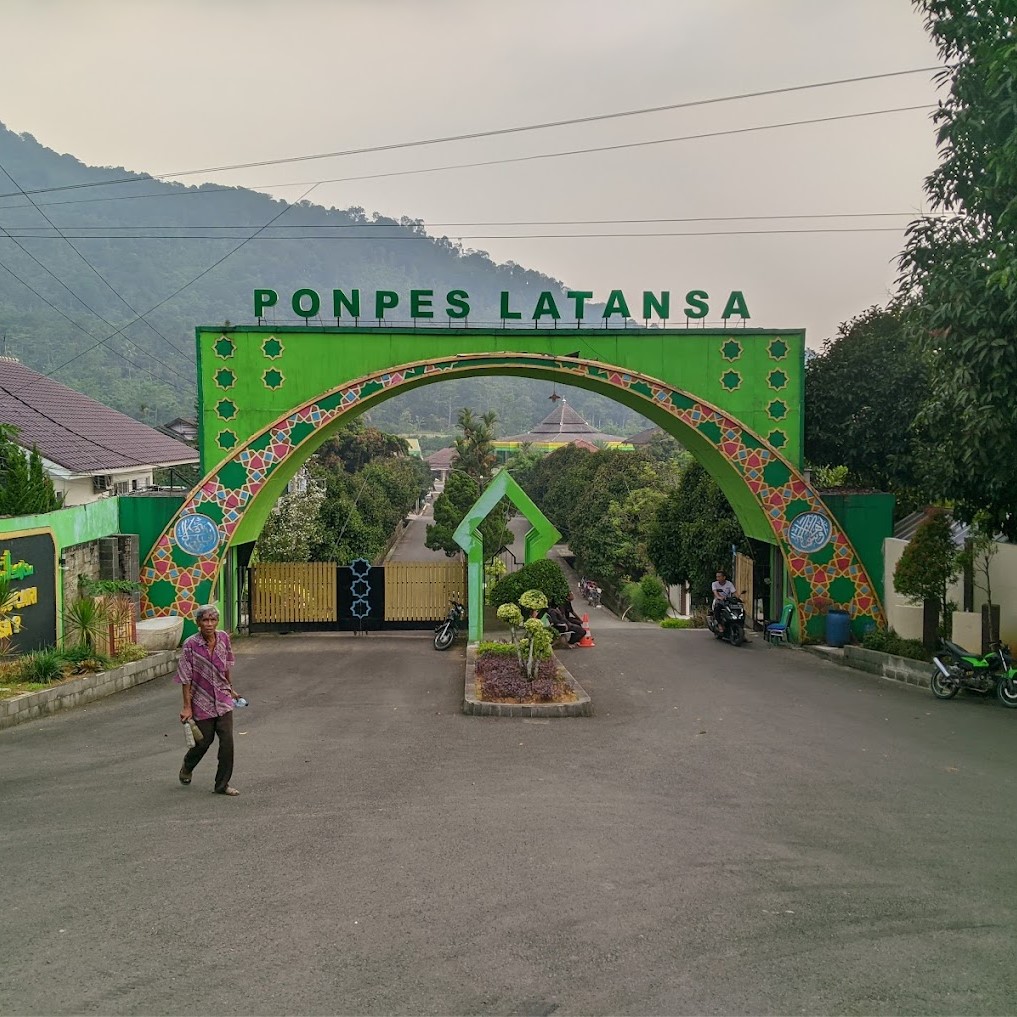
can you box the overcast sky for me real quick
[1,0,943,346]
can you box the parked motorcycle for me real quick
[433,595,465,651]
[706,593,746,646]
[930,638,1017,708]
[579,578,602,607]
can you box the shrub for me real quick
[476,641,516,657]
[861,627,932,662]
[660,617,699,629]
[112,643,148,665]
[14,649,65,684]
[639,574,669,621]
[490,559,570,608]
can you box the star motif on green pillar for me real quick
[768,338,789,360]
[214,368,236,390]
[213,335,235,359]
[214,398,237,420]
[216,429,239,450]
[767,399,788,420]
[720,369,742,391]
[767,369,788,390]
[720,339,742,362]
[767,429,787,449]
[261,336,284,359]
[262,368,285,389]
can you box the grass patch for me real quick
[660,617,701,629]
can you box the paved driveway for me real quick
[2,622,1015,1016]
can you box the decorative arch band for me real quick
[141,354,884,634]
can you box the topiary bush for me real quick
[490,558,571,608]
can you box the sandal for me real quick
[216,786,240,796]
[178,768,192,785]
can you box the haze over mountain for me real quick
[0,124,652,438]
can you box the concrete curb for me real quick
[463,642,593,717]
[0,650,180,732]
[801,643,931,689]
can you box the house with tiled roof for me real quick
[0,358,199,508]
[494,399,632,459]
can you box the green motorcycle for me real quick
[930,638,1017,708]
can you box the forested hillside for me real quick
[0,124,650,438]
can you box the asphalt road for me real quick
[2,621,1016,1016]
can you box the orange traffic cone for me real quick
[577,614,595,647]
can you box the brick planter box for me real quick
[842,646,931,688]
[0,650,180,731]
[463,643,593,717]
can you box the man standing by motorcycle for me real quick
[711,570,736,627]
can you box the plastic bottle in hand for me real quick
[233,696,248,708]
[182,718,195,748]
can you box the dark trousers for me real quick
[182,712,234,792]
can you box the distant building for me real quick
[160,416,198,446]
[494,399,633,459]
[425,446,458,483]
[0,358,199,507]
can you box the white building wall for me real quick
[883,537,1017,645]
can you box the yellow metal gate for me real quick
[250,562,338,624]
[384,561,466,622]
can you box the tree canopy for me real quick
[896,1,1017,537]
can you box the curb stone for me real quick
[0,650,180,731]
[463,642,593,717]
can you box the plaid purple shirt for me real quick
[175,630,236,720]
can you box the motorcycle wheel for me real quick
[929,669,960,699]
[995,677,1017,709]
[727,623,745,647]
[433,623,455,651]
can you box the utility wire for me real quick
[27,183,321,387]
[0,226,923,240]
[0,65,940,201]
[0,103,936,214]
[0,159,192,362]
[0,211,951,231]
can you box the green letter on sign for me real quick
[567,291,593,319]
[292,288,320,318]
[721,290,750,319]
[499,291,521,320]
[532,291,561,320]
[642,291,670,319]
[446,290,470,318]
[410,289,434,318]
[254,289,278,317]
[333,289,361,318]
[684,290,709,319]
[375,291,399,318]
[602,290,631,319]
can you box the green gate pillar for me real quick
[452,470,561,643]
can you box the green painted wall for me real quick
[821,492,895,607]
[118,494,187,563]
[0,499,120,546]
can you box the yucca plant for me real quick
[63,595,109,653]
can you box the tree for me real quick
[805,306,931,509]
[255,485,326,562]
[452,408,498,482]
[0,424,60,516]
[893,507,961,632]
[896,2,1017,538]
[957,517,1000,642]
[647,461,748,607]
[425,470,512,559]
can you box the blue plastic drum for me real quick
[825,608,851,648]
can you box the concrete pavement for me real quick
[2,619,1016,1015]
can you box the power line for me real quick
[0,211,950,232]
[0,65,940,201]
[0,159,193,362]
[0,103,936,215]
[30,183,321,384]
[0,226,922,240]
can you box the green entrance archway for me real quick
[141,326,884,641]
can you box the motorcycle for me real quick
[930,638,1017,708]
[433,595,465,651]
[706,593,746,646]
[580,578,602,607]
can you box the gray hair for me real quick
[194,604,220,622]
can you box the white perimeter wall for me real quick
[884,537,1017,645]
